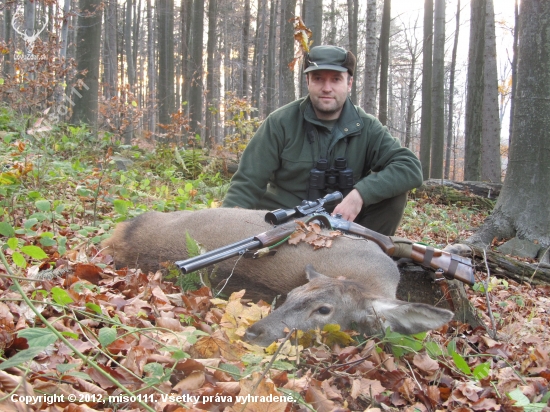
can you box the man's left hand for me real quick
[332,189,363,221]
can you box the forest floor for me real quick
[0,117,549,411]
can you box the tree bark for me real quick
[189,0,204,138]
[481,0,501,183]
[146,0,156,136]
[347,0,358,103]
[300,0,322,97]
[240,0,250,99]
[430,0,445,178]
[70,0,102,128]
[468,0,550,255]
[157,0,175,127]
[419,0,433,179]
[363,0,377,115]
[508,0,519,147]
[266,0,278,115]
[279,0,296,106]
[252,0,267,114]
[205,0,218,148]
[378,0,391,125]
[445,0,460,179]
[2,3,12,79]
[464,0,486,181]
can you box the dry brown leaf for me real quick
[230,372,289,412]
[173,370,206,392]
[156,317,185,332]
[413,353,440,374]
[0,370,35,396]
[288,230,306,245]
[350,378,385,400]
[305,381,336,412]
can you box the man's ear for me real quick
[348,75,354,91]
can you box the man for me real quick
[222,45,423,236]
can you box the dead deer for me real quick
[244,264,453,346]
[102,208,453,345]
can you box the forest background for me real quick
[1,0,517,183]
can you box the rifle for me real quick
[175,192,476,286]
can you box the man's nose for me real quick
[321,80,332,91]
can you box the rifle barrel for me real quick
[175,237,258,273]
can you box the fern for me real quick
[174,232,210,291]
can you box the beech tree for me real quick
[464,0,486,181]
[419,0,433,179]
[429,0,444,178]
[481,0,501,183]
[469,0,550,258]
[378,0,391,125]
[70,0,102,127]
[363,0,377,115]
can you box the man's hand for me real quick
[332,189,363,221]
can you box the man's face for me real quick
[306,70,353,120]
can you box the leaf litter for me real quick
[0,203,549,411]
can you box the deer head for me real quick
[11,6,49,55]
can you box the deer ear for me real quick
[305,264,328,281]
[369,299,454,335]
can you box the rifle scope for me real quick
[265,191,343,225]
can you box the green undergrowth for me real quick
[0,106,229,270]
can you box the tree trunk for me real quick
[419,0,433,179]
[508,0,519,147]
[327,0,337,45]
[464,0,486,181]
[481,0,501,183]
[157,0,175,127]
[279,0,296,106]
[205,0,218,148]
[24,0,36,57]
[468,0,550,256]
[363,0,377,114]
[404,37,418,150]
[189,0,204,138]
[445,0,460,180]
[147,0,156,136]
[240,0,250,99]
[266,0,278,115]
[2,3,12,79]
[70,0,102,128]
[378,0,390,125]
[125,0,136,87]
[124,0,136,144]
[252,0,267,115]
[347,0,358,103]
[300,0,322,97]
[181,0,192,114]
[60,0,72,61]
[429,0,445,178]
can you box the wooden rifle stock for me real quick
[323,217,475,286]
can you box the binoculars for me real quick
[307,157,354,200]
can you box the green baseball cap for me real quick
[303,45,356,76]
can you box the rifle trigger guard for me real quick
[302,214,332,229]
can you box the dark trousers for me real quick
[354,192,408,236]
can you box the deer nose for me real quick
[243,325,263,342]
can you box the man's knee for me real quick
[354,192,408,236]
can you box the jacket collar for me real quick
[301,96,364,136]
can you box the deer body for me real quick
[102,208,453,345]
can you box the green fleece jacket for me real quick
[223,96,423,211]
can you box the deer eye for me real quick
[317,306,331,315]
